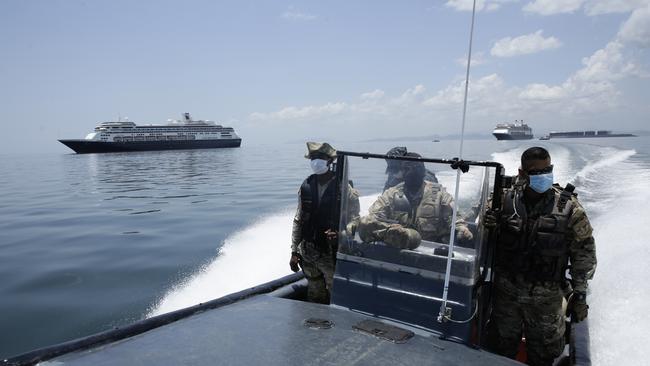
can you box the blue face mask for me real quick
[528,173,553,193]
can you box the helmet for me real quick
[385,146,408,173]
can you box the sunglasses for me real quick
[525,164,553,176]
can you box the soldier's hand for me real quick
[569,292,589,322]
[346,221,358,236]
[455,225,474,242]
[325,229,338,242]
[483,209,499,229]
[289,252,301,273]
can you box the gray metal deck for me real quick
[44,295,522,366]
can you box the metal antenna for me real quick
[438,0,477,324]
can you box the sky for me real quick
[0,0,649,153]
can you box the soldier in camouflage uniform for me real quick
[359,152,473,248]
[290,142,360,304]
[486,147,597,366]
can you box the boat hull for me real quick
[548,134,636,139]
[58,139,242,154]
[493,133,533,140]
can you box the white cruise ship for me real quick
[492,120,533,140]
[59,113,241,153]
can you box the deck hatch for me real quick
[303,318,334,329]
[352,320,414,344]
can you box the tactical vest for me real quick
[390,182,444,242]
[299,174,338,249]
[497,183,575,283]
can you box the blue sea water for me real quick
[1,137,649,365]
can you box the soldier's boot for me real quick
[525,336,564,366]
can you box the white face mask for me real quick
[310,159,329,175]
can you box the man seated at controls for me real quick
[384,146,438,192]
[358,152,473,250]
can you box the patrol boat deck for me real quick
[5,275,520,366]
[33,285,519,366]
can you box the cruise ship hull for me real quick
[492,133,533,140]
[58,139,242,154]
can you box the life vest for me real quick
[299,174,338,248]
[497,183,575,282]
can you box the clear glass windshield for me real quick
[333,154,496,344]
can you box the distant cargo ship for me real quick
[539,130,637,140]
[59,113,242,154]
[492,120,533,140]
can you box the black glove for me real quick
[569,292,589,323]
[289,252,301,273]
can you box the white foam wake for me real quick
[148,210,295,317]
[583,150,650,366]
[571,148,636,183]
[148,195,378,317]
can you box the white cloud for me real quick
[422,74,508,112]
[360,89,385,100]
[523,0,585,15]
[445,0,519,12]
[519,83,567,100]
[281,7,317,21]
[574,41,640,82]
[585,0,650,16]
[491,30,562,57]
[518,40,644,115]
[523,0,650,16]
[456,52,487,67]
[618,4,650,47]
[391,85,427,106]
[250,102,345,121]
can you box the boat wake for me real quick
[148,211,296,317]
[148,195,379,317]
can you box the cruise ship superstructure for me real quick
[492,120,533,140]
[59,113,241,153]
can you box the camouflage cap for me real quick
[305,142,337,159]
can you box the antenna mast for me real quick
[438,0,478,324]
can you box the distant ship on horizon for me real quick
[492,120,533,140]
[59,113,242,154]
[538,130,637,140]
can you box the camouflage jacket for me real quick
[365,181,466,243]
[495,183,597,293]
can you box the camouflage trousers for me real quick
[487,275,566,366]
[299,240,335,304]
